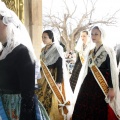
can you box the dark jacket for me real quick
[0,44,35,120]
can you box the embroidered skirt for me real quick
[72,72,108,120]
[36,69,64,120]
[0,94,49,120]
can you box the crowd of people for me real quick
[0,1,120,120]
[65,50,76,74]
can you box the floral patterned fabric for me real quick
[0,94,49,120]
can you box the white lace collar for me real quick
[0,38,20,60]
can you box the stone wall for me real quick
[24,0,42,59]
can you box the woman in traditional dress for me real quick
[70,30,91,92]
[36,30,73,120]
[0,1,49,120]
[115,44,120,88]
[71,26,120,120]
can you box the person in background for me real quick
[70,30,91,92]
[115,44,120,88]
[0,1,49,120]
[71,26,120,120]
[36,30,73,120]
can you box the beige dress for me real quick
[36,44,65,120]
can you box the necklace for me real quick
[44,44,53,54]
[94,44,103,55]
[83,43,87,51]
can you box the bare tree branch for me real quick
[43,0,120,51]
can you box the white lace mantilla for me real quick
[41,44,60,66]
[88,46,107,67]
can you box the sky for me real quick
[42,0,120,47]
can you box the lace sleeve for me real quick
[20,91,35,120]
[16,46,35,120]
[106,55,113,88]
[55,57,63,83]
